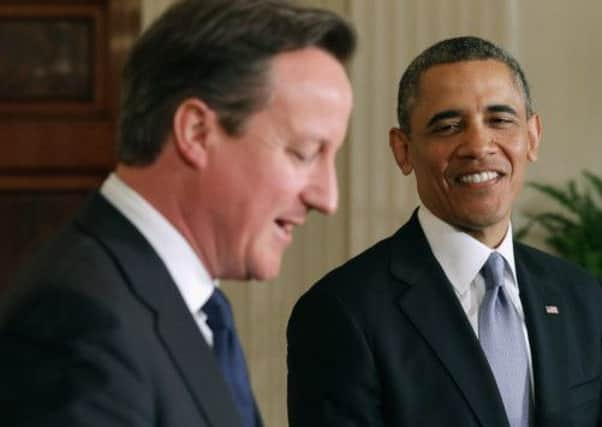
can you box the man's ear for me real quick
[526,113,542,162]
[389,127,413,175]
[172,98,219,168]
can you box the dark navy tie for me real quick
[479,252,530,427]
[203,288,259,427]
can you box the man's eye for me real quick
[489,116,515,127]
[431,122,461,135]
[294,151,309,161]
[290,149,316,162]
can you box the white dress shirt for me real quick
[417,206,534,388]
[100,173,216,346]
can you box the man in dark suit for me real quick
[287,36,602,426]
[0,1,355,426]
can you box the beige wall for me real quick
[141,0,173,29]
[517,1,602,245]
[141,1,602,426]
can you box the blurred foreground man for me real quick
[288,36,601,427]
[0,1,354,426]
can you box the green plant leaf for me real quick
[518,170,602,279]
[584,170,602,199]
[527,182,578,215]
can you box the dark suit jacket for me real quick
[0,193,247,427]
[287,212,602,427]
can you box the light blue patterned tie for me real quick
[479,252,530,427]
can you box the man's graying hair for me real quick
[396,36,533,134]
[119,0,356,166]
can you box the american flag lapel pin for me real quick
[545,305,559,315]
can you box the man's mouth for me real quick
[457,171,500,184]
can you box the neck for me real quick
[115,160,217,278]
[462,222,510,249]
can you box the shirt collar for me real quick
[100,173,215,314]
[417,206,517,296]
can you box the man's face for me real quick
[390,60,541,246]
[202,47,352,280]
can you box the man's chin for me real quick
[247,259,282,282]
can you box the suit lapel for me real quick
[514,244,569,426]
[76,193,242,427]
[391,213,509,427]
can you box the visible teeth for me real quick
[459,171,498,184]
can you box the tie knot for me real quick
[481,252,505,291]
[203,288,234,330]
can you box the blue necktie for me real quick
[479,252,530,427]
[203,288,258,427]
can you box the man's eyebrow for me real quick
[426,110,462,128]
[487,104,518,116]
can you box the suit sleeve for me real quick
[0,288,153,426]
[287,288,384,427]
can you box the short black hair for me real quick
[119,0,356,165]
[396,36,533,134]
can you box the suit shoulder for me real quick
[515,242,600,291]
[16,222,123,288]
[515,242,595,277]
[318,235,393,288]
[2,221,134,326]
[294,233,401,319]
[0,220,155,377]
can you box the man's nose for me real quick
[301,161,339,215]
[457,124,496,159]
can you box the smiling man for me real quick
[288,36,601,427]
[0,1,354,426]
